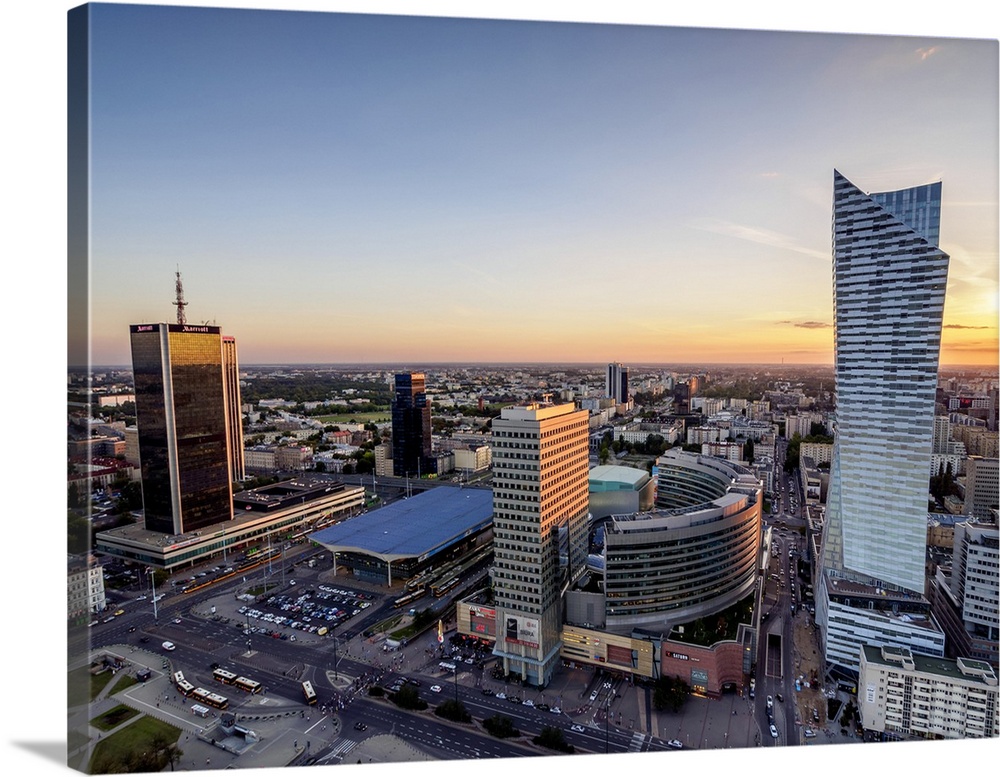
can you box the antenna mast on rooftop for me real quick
[173,268,187,325]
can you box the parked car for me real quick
[667,739,683,749]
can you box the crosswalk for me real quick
[329,738,358,758]
[629,732,646,752]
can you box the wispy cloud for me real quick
[916,46,941,61]
[777,320,832,329]
[689,218,827,260]
[944,323,991,330]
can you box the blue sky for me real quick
[83,4,998,366]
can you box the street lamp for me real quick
[605,693,610,754]
[332,627,339,681]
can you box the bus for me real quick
[234,676,262,694]
[302,680,317,705]
[191,687,229,710]
[393,588,426,608]
[432,577,460,597]
[174,671,195,697]
[212,668,238,685]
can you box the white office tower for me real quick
[817,171,949,676]
[491,402,590,686]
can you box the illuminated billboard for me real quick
[504,615,540,648]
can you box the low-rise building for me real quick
[858,645,999,740]
[68,555,106,622]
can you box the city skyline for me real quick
[5,4,997,777]
[81,3,998,368]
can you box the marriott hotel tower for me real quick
[129,323,236,536]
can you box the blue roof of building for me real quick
[308,486,493,562]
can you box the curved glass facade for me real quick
[601,450,762,631]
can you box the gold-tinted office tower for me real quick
[491,402,590,686]
[130,323,234,535]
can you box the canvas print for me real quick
[66,2,999,775]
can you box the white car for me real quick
[770,724,779,738]
[161,641,176,651]
[667,739,683,749]
[767,695,773,710]
[550,707,562,715]
[430,685,442,693]
[570,724,585,733]
[496,692,506,700]
[522,698,534,707]
[589,690,599,702]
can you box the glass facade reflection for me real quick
[818,171,950,674]
[391,372,432,477]
[130,324,233,535]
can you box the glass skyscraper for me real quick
[817,170,949,673]
[130,323,234,535]
[391,372,433,478]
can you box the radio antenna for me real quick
[173,268,187,325]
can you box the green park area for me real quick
[315,411,391,425]
[88,715,184,774]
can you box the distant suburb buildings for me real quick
[818,171,950,675]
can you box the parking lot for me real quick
[236,583,375,640]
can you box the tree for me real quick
[434,699,471,723]
[68,482,83,509]
[390,684,427,710]
[68,512,90,554]
[116,480,144,512]
[652,676,690,712]
[533,726,574,753]
[483,714,520,739]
